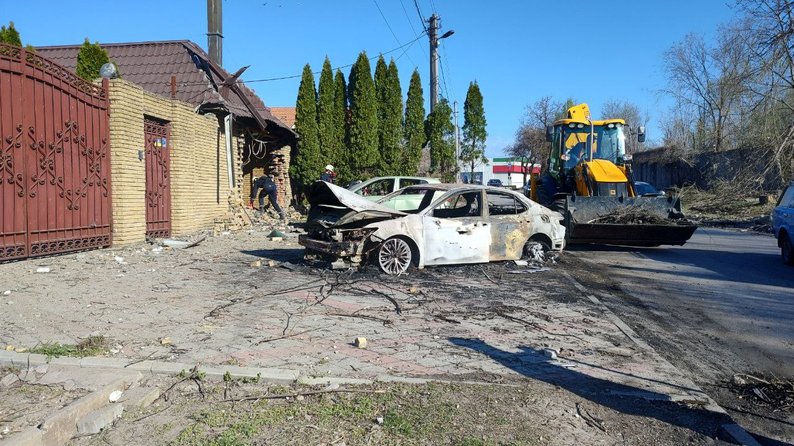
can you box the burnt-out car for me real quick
[299,182,566,275]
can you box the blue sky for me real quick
[3,0,737,157]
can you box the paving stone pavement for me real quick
[0,227,712,405]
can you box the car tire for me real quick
[782,234,794,265]
[378,237,413,275]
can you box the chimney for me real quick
[207,0,222,65]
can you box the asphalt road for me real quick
[571,227,794,377]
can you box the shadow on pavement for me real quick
[448,338,755,443]
[241,248,305,264]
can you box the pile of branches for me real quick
[589,206,671,225]
[729,373,794,412]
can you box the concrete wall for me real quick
[632,147,782,191]
[108,79,237,245]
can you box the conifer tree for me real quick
[333,70,348,179]
[460,81,488,181]
[76,39,110,81]
[403,69,426,175]
[426,98,456,182]
[379,59,403,175]
[291,64,321,199]
[347,52,379,178]
[0,21,22,47]
[317,57,339,167]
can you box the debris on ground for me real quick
[588,207,671,225]
[354,337,368,349]
[36,267,50,273]
[728,373,794,412]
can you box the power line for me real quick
[413,0,428,31]
[174,33,426,87]
[372,0,417,67]
[439,41,456,103]
[398,0,420,40]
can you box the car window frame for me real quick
[485,190,528,216]
[425,190,485,219]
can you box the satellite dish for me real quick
[99,63,118,79]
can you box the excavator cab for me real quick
[532,103,696,246]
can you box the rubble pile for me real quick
[729,373,794,412]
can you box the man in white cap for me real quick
[320,164,336,184]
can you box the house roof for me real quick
[269,107,296,128]
[35,40,295,139]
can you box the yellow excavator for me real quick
[530,103,696,246]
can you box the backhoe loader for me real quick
[529,103,696,246]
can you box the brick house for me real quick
[35,40,296,246]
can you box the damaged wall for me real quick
[241,144,293,210]
[108,79,238,245]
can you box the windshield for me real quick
[561,123,626,170]
[378,187,446,213]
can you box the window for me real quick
[432,191,482,218]
[486,191,527,216]
[399,178,424,188]
[357,178,394,196]
[778,185,794,208]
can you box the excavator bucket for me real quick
[563,195,697,246]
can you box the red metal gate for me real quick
[144,117,171,238]
[0,44,111,261]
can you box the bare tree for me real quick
[736,0,794,182]
[601,99,650,152]
[508,96,560,185]
[663,26,754,152]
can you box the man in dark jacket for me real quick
[320,164,336,183]
[250,175,286,220]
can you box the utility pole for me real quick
[428,14,454,114]
[453,100,461,181]
[429,14,439,114]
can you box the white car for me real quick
[348,176,441,201]
[300,182,566,275]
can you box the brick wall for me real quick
[241,144,293,208]
[108,79,237,245]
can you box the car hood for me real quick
[307,181,407,227]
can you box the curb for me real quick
[4,373,139,446]
[562,271,762,446]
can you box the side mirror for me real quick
[545,125,553,142]
[637,126,646,143]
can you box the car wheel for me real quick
[378,237,413,275]
[782,235,794,265]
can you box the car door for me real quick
[421,191,490,265]
[485,190,531,261]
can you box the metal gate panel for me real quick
[144,118,171,238]
[0,44,111,261]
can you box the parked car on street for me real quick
[348,176,441,202]
[299,182,566,275]
[634,181,666,197]
[487,178,503,187]
[772,180,794,265]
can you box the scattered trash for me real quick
[296,394,305,401]
[507,267,550,274]
[354,337,368,349]
[109,390,123,402]
[151,246,163,253]
[114,256,127,265]
[250,260,262,268]
[36,267,50,273]
[407,287,418,294]
[514,260,528,266]
[4,345,14,351]
[729,373,794,410]
[160,337,172,345]
[323,383,340,391]
[161,237,206,249]
[267,260,277,268]
[221,231,231,236]
[2,290,10,296]
[268,229,285,241]
[376,416,384,425]
[544,348,559,360]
